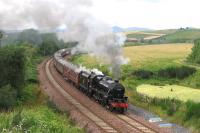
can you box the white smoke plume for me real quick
[0,0,129,79]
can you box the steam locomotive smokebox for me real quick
[114,80,119,83]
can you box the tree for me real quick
[0,85,17,110]
[39,33,59,56]
[0,31,3,47]
[17,29,42,46]
[188,39,200,64]
[0,46,26,97]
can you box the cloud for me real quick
[89,0,200,29]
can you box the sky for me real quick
[0,0,200,30]
[89,0,200,29]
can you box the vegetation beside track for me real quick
[0,29,84,133]
[0,105,83,133]
[71,43,200,132]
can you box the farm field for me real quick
[151,29,200,44]
[71,43,199,91]
[147,29,178,34]
[74,43,193,70]
[125,31,165,43]
[137,84,200,102]
[123,43,193,69]
[126,32,164,39]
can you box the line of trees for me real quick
[133,66,196,80]
[1,29,77,56]
[0,29,77,110]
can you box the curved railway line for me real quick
[39,56,170,133]
[46,59,117,133]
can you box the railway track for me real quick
[117,115,157,133]
[46,59,117,133]
[41,58,169,133]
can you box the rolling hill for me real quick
[151,28,200,43]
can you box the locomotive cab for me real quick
[79,71,91,93]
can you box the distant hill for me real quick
[124,27,151,32]
[112,26,124,32]
[112,26,151,32]
[147,29,178,34]
[151,28,200,44]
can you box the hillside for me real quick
[147,29,178,34]
[151,29,200,44]
[112,26,151,33]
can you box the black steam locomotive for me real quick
[54,49,128,113]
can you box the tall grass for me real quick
[0,106,84,133]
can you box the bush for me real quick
[133,70,153,79]
[138,93,181,116]
[152,98,181,116]
[188,39,200,64]
[0,106,84,133]
[158,66,196,79]
[131,66,196,81]
[185,101,200,120]
[0,85,17,110]
[20,84,40,104]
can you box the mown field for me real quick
[137,84,200,102]
[71,43,200,132]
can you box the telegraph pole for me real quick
[0,31,3,48]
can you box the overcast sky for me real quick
[1,0,200,30]
[89,0,200,29]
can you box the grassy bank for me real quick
[0,105,83,133]
[0,45,85,133]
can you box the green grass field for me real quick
[137,84,200,102]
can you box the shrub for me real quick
[152,98,181,116]
[133,70,153,79]
[0,85,17,110]
[158,66,196,79]
[20,84,40,104]
[0,106,84,133]
[138,93,181,116]
[185,101,200,120]
[188,39,200,64]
